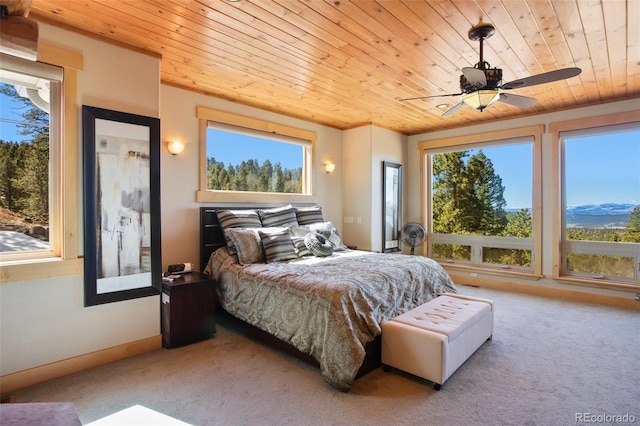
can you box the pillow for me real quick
[258,228,298,263]
[290,225,311,237]
[225,228,264,265]
[295,206,324,225]
[291,236,311,257]
[258,205,299,228]
[308,221,348,251]
[304,232,334,257]
[216,209,262,254]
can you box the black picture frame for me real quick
[383,161,402,253]
[82,105,162,306]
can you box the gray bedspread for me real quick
[206,248,457,391]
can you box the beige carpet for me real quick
[12,286,640,426]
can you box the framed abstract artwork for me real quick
[82,105,161,306]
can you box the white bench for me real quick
[381,293,493,390]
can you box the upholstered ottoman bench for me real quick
[381,293,493,390]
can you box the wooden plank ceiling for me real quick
[7,0,640,135]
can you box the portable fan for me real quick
[401,222,426,255]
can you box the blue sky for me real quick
[0,85,33,143]
[206,129,303,170]
[456,131,639,209]
[467,143,533,210]
[564,131,640,207]
[2,85,638,209]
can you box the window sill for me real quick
[441,263,542,281]
[553,276,640,293]
[0,258,83,284]
[196,190,317,204]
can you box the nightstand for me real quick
[161,271,217,348]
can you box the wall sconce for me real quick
[324,162,336,174]
[167,140,185,155]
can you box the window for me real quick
[0,45,83,283]
[554,116,640,289]
[419,126,543,276]
[206,124,306,193]
[196,107,316,204]
[0,55,60,257]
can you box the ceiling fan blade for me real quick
[501,67,581,90]
[462,67,486,88]
[498,93,538,107]
[400,93,462,101]
[441,101,466,117]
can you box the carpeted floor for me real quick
[11,286,640,426]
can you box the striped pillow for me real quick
[295,206,324,225]
[258,228,297,263]
[216,210,262,254]
[258,205,299,227]
[291,236,311,257]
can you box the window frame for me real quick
[550,111,640,292]
[0,43,84,284]
[419,125,543,279]
[196,106,317,204]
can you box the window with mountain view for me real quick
[0,58,61,257]
[424,132,539,274]
[560,123,640,284]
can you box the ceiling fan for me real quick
[401,23,582,117]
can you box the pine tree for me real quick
[0,83,49,221]
[622,206,640,243]
[432,150,507,236]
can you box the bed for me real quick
[200,205,458,391]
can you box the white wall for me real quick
[342,126,372,250]
[159,85,344,271]
[0,24,161,376]
[407,98,640,299]
[341,125,407,252]
[371,126,407,253]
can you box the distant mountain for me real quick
[566,203,638,216]
[565,203,638,228]
[506,204,638,228]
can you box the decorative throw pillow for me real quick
[258,204,299,228]
[295,206,324,225]
[289,225,311,238]
[258,228,298,263]
[308,221,348,251]
[304,232,334,257]
[225,228,264,265]
[216,209,262,255]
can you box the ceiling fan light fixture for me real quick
[462,89,500,111]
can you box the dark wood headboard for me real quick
[199,207,226,272]
[199,204,316,272]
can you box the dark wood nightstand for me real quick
[161,271,217,348]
